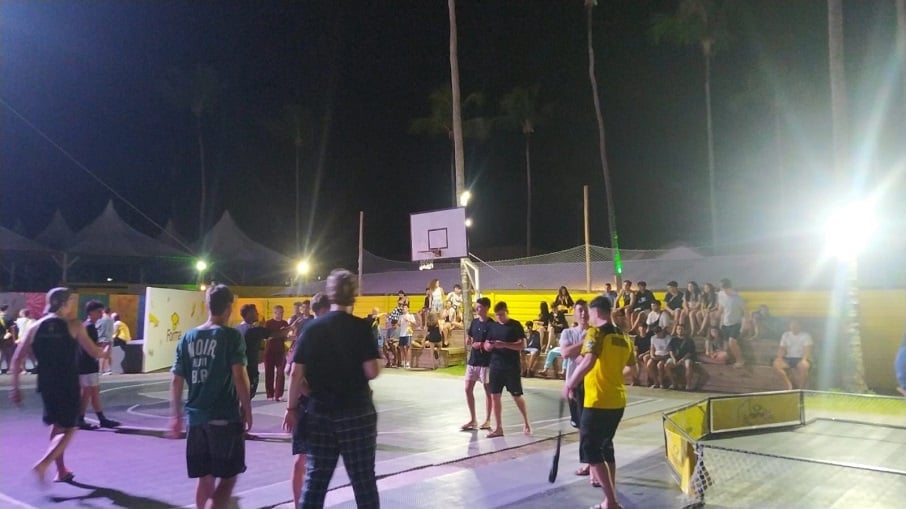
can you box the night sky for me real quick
[2,1,904,275]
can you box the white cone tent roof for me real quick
[34,209,76,250]
[0,226,54,253]
[198,211,290,267]
[67,200,189,258]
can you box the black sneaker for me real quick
[99,418,120,429]
[79,420,99,430]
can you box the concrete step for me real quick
[692,337,782,366]
[403,346,466,369]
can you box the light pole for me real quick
[824,200,876,393]
[195,259,208,290]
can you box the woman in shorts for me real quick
[424,313,443,370]
[699,326,729,365]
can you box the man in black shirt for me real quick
[484,302,532,438]
[236,304,268,399]
[667,324,699,390]
[283,269,380,509]
[461,297,493,431]
[79,300,119,430]
[631,281,656,332]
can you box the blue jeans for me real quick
[543,348,561,370]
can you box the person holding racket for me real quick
[563,296,636,509]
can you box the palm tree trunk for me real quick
[450,138,457,207]
[827,0,848,188]
[448,0,465,201]
[196,115,206,241]
[703,45,718,250]
[295,143,301,253]
[525,133,532,257]
[586,1,621,285]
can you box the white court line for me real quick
[100,380,170,395]
[126,404,170,420]
[0,492,39,509]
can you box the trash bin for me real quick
[117,340,144,374]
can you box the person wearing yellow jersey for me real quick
[111,313,132,345]
[563,295,636,509]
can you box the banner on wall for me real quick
[142,287,207,372]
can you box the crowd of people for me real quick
[6,273,891,509]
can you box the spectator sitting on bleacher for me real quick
[896,334,906,397]
[522,322,542,377]
[773,319,813,390]
[663,281,684,332]
[646,326,672,389]
[602,283,618,305]
[612,280,635,330]
[641,299,672,335]
[630,282,656,333]
[666,325,699,390]
[698,283,720,336]
[698,326,729,364]
[441,301,463,347]
[681,282,703,337]
[552,286,575,312]
[752,305,783,340]
[551,306,569,337]
[536,301,553,350]
[630,323,652,385]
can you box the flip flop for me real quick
[460,423,477,431]
[54,472,75,483]
[485,430,504,438]
[479,423,492,430]
[575,467,590,476]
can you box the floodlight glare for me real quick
[464,217,473,228]
[824,200,877,258]
[297,259,311,275]
[199,283,207,291]
[459,191,472,207]
[195,260,208,272]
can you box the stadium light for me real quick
[195,259,208,272]
[297,259,311,276]
[459,190,471,207]
[199,283,207,291]
[824,200,877,258]
[464,217,473,228]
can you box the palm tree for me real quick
[497,85,551,256]
[651,0,732,250]
[410,86,489,206]
[584,0,623,283]
[263,104,312,253]
[159,65,222,240]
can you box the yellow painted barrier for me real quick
[664,423,697,496]
[709,392,802,433]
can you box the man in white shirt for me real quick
[645,327,673,389]
[445,284,464,313]
[645,300,672,332]
[773,320,814,390]
[718,279,748,368]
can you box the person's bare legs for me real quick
[34,425,76,483]
[464,378,478,427]
[684,360,695,389]
[209,476,237,509]
[513,394,531,434]
[481,383,492,428]
[773,358,793,390]
[79,386,91,418]
[291,455,305,508]
[728,339,745,367]
[589,463,621,509]
[796,360,810,389]
[658,361,672,388]
[487,393,503,437]
[196,476,216,509]
[646,359,659,387]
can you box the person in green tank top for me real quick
[169,284,251,509]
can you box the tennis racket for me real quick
[548,396,565,483]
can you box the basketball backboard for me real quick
[410,207,468,262]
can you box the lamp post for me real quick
[824,201,875,393]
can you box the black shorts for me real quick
[721,324,742,340]
[292,404,308,455]
[186,422,247,479]
[40,388,80,428]
[579,407,625,465]
[488,367,523,396]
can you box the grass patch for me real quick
[434,363,467,377]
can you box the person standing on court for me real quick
[169,284,252,509]
[264,305,290,401]
[484,301,532,437]
[283,269,381,509]
[461,296,493,431]
[95,307,115,375]
[9,287,110,483]
[78,301,120,429]
[236,304,268,399]
[563,296,636,509]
